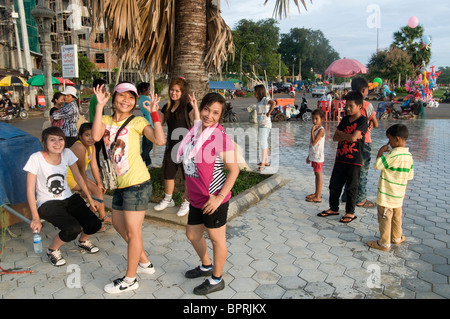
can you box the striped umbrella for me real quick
[0,76,29,87]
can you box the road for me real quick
[5,92,450,140]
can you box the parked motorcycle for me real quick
[441,89,450,103]
[295,95,312,121]
[222,102,239,123]
[0,104,29,120]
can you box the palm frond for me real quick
[204,2,235,73]
[264,0,311,19]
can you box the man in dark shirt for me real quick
[318,91,368,223]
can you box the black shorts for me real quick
[187,201,229,229]
[162,149,185,180]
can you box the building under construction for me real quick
[0,0,139,83]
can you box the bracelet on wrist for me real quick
[150,111,161,123]
[217,192,225,199]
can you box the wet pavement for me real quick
[0,117,449,300]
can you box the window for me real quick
[95,53,105,63]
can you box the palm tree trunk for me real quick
[171,0,209,97]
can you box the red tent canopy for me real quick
[56,77,75,86]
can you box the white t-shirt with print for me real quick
[23,148,78,208]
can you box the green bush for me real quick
[149,167,270,205]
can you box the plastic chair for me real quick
[333,101,345,122]
[377,102,386,119]
[318,101,330,121]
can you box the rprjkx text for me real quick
[183,303,267,316]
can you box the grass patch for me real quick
[149,167,271,205]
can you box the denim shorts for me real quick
[112,180,152,211]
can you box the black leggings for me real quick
[38,193,102,242]
[329,162,361,215]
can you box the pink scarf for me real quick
[177,121,220,163]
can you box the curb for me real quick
[103,173,286,226]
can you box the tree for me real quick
[88,0,309,97]
[367,46,414,84]
[278,28,339,80]
[437,66,450,85]
[77,54,101,84]
[392,25,431,73]
[230,18,285,80]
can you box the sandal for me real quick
[356,199,376,208]
[392,235,406,245]
[367,240,389,251]
[305,193,316,199]
[257,162,270,167]
[306,197,321,203]
[257,165,266,171]
[339,215,357,223]
[317,210,339,217]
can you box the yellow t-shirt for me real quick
[102,115,150,188]
[67,140,92,189]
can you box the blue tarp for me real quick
[0,123,42,206]
[209,81,237,90]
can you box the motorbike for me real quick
[441,89,450,103]
[381,101,415,120]
[0,104,29,120]
[294,95,312,122]
[289,90,295,98]
[222,101,239,123]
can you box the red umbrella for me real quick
[56,77,75,86]
[324,57,368,78]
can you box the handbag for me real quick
[98,115,135,190]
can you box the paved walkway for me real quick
[0,118,449,300]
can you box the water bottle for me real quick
[33,230,43,254]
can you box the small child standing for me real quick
[318,91,368,223]
[306,109,325,203]
[367,124,414,251]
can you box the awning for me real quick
[209,81,237,90]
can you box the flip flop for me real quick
[306,197,321,203]
[339,215,357,223]
[257,162,271,167]
[317,210,339,217]
[305,194,316,199]
[356,200,376,208]
[392,235,406,245]
[257,166,266,171]
[367,240,389,251]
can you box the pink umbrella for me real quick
[324,57,368,78]
[56,77,75,86]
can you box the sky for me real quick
[219,0,450,71]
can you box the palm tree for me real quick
[88,0,310,96]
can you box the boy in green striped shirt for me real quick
[367,124,414,251]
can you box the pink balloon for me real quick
[408,16,419,28]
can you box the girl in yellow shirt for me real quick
[67,123,110,226]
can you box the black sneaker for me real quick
[47,249,66,267]
[185,265,213,278]
[193,279,225,295]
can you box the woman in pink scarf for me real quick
[177,92,239,295]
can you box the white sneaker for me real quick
[137,263,155,275]
[154,198,175,211]
[176,199,190,216]
[104,277,139,294]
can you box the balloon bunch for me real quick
[368,77,382,90]
[405,66,441,107]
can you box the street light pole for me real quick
[239,42,254,87]
[31,0,55,125]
